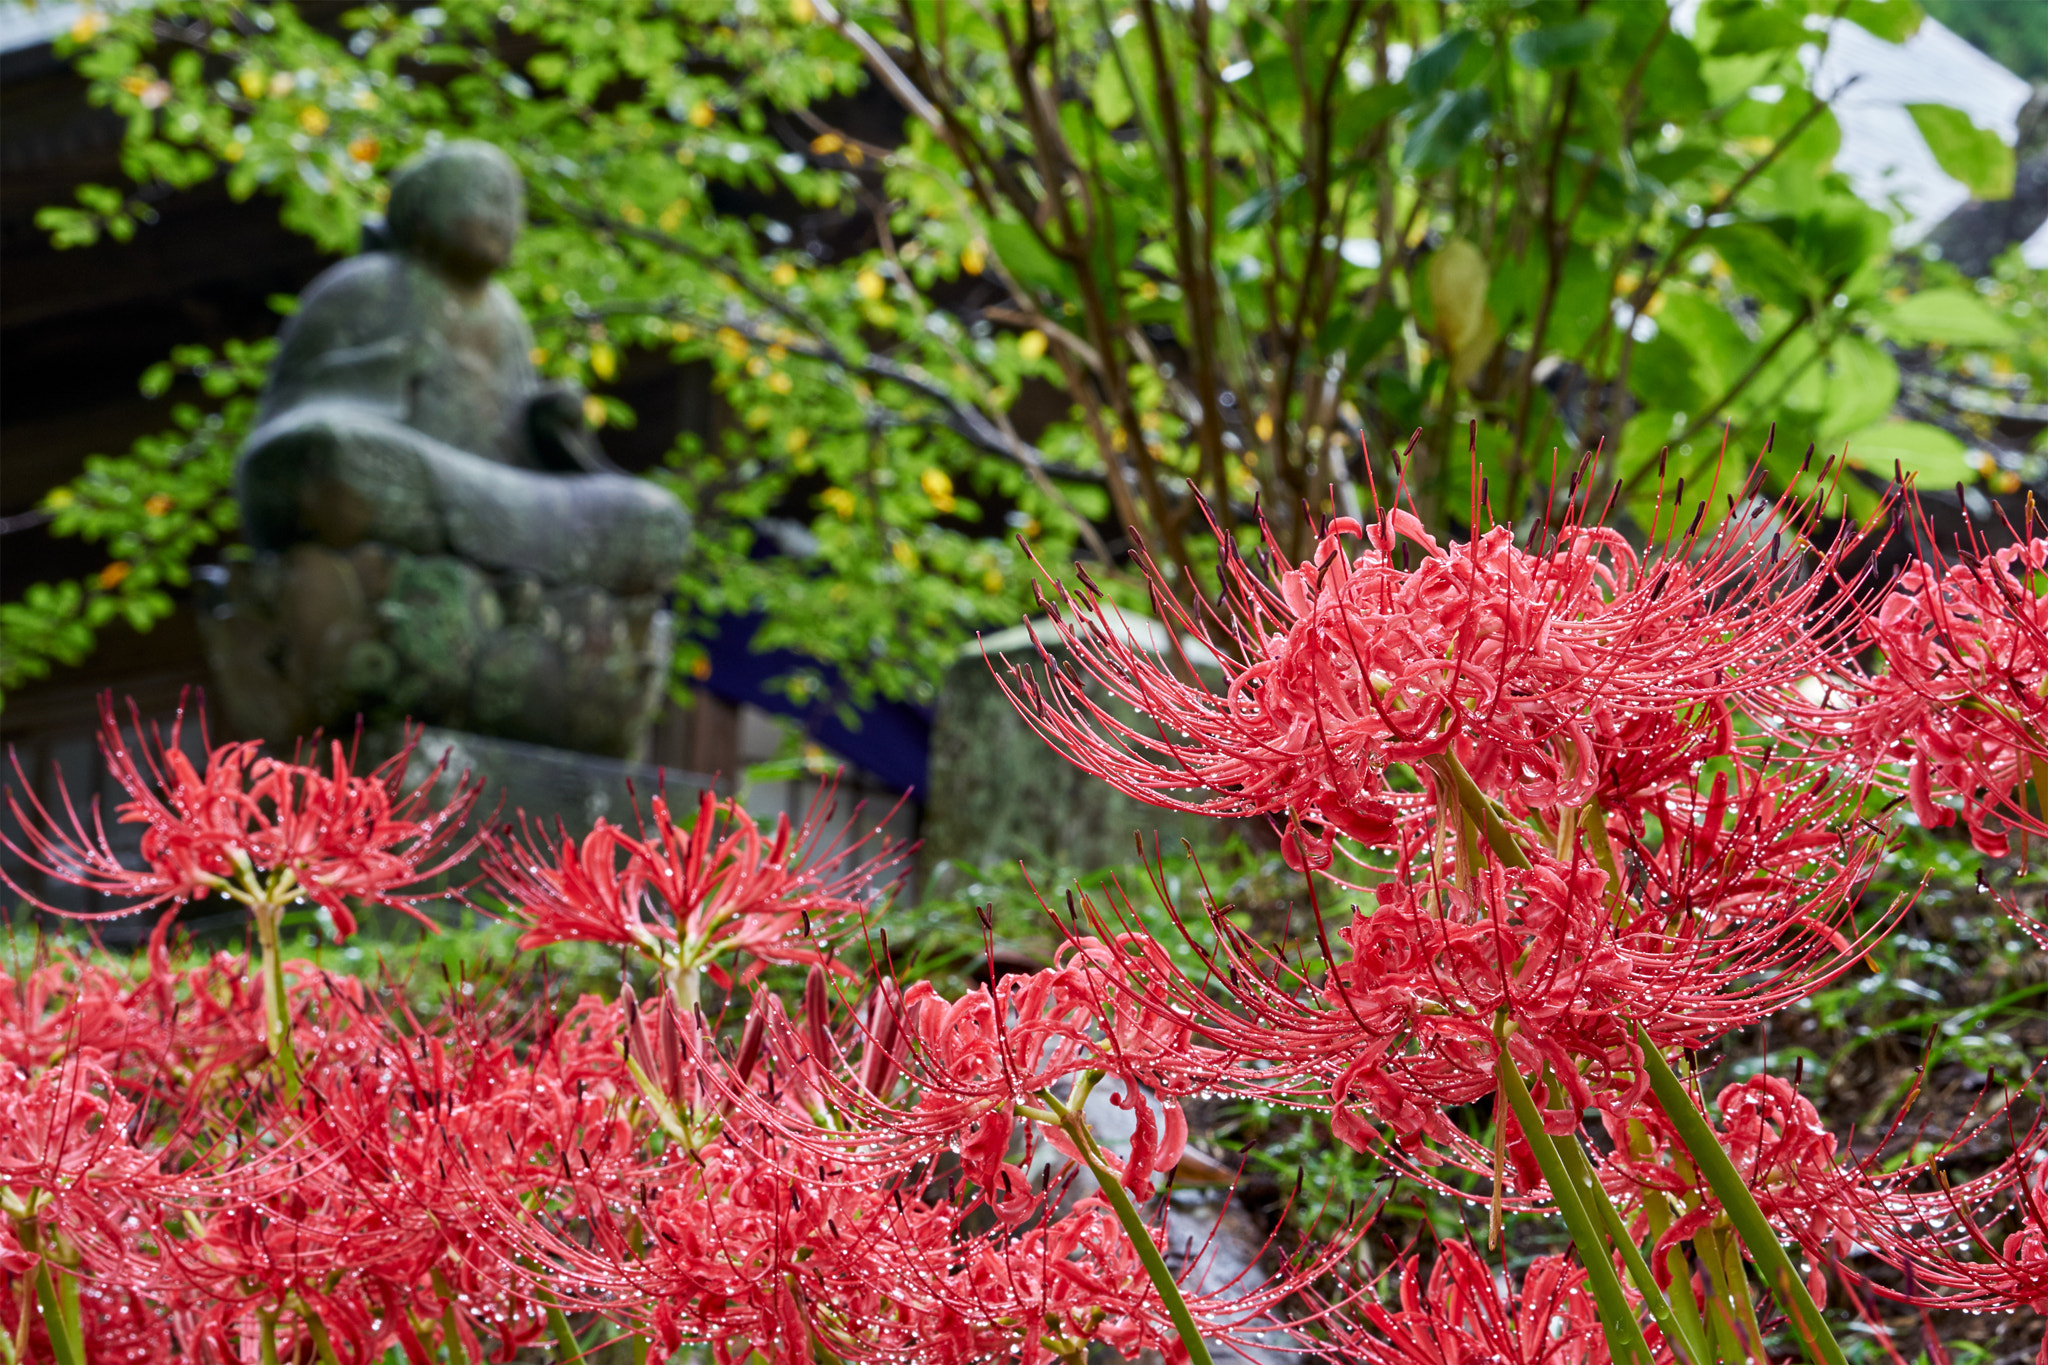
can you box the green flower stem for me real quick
[1636,1029,1847,1365]
[32,1261,81,1365]
[1696,1224,1762,1364]
[1435,751,1532,870]
[304,1311,344,1365]
[1627,1122,1713,1364]
[1554,1132,1710,1365]
[1580,796,1629,925]
[1493,1053,1657,1365]
[1043,1084,1215,1365]
[250,899,301,1105]
[545,1299,587,1362]
[258,1312,281,1365]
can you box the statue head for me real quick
[386,140,524,284]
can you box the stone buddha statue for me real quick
[199,140,690,760]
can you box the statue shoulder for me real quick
[484,279,538,343]
[262,254,415,417]
[278,254,410,349]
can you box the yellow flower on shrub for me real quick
[920,467,957,513]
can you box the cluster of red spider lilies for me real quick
[4,469,2046,1365]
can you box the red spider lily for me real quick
[1021,838,1880,1191]
[0,949,274,1122]
[700,951,1201,1205]
[1833,532,2048,857]
[1599,1074,1878,1308]
[1878,1150,2048,1316]
[1614,759,1886,928]
[1,1059,169,1284]
[481,950,1364,1365]
[503,979,1358,1365]
[1341,1241,1639,1364]
[0,1271,174,1365]
[3,694,481,936]
[1596,1066,2048,1324]
[485,783,907,1005]
[1003,483,1863,870]
[150,980,635,1364]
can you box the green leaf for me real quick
[1707,0,1811,56]
[1511,15,1616,69]
[1705,223,1815,310]
[1840,420,1976,485]
[1333,81,1414,156]
[1879,287,2019,345]
[983,221,1073,298]
[1324,299,1403,366]
[1224,174,1306,233]
[1405,29,1475,99]
[1091,51,1135,130]
[1403,88,1491,175]
[1844,0,1923,43]
[1907,103,2015,201]
[1818,334,1900,442]
[1637,32,1710,121]
[1542,244,1610,360]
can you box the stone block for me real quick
[919,616,1229,886]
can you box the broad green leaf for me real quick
[1818,334,1900,442]
[1405,29,1476,98]
[1323,299,1403,366]
[1542,244,1610,361]
[1878,288,2019,345]
[1225,174,1306,233]
[1091,53,1135,129]
[1706,0,1811,56]
[1403,88,1491,174]
[1844,0,1924,44]
[1332,81,1414,153]
[1511,15,1616,69]
[1651,290,1754,399]
[1907,103,2015,200]
[1793,200,1888,283]
[1840,420,1975,485]
[1704,223,1814,310]
[1637,32,1710,120]
[984,221,1072,298]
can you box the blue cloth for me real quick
[698,612,932,795]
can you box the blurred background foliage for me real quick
[7,0,2048,709]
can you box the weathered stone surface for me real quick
[203,139,691,759]
[919,617,1226,885]
[403,726,716,844]
[197,545,672,761]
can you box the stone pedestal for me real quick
[919,617,1228,887]
[195,541,673,761]
[403,726,716,839]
